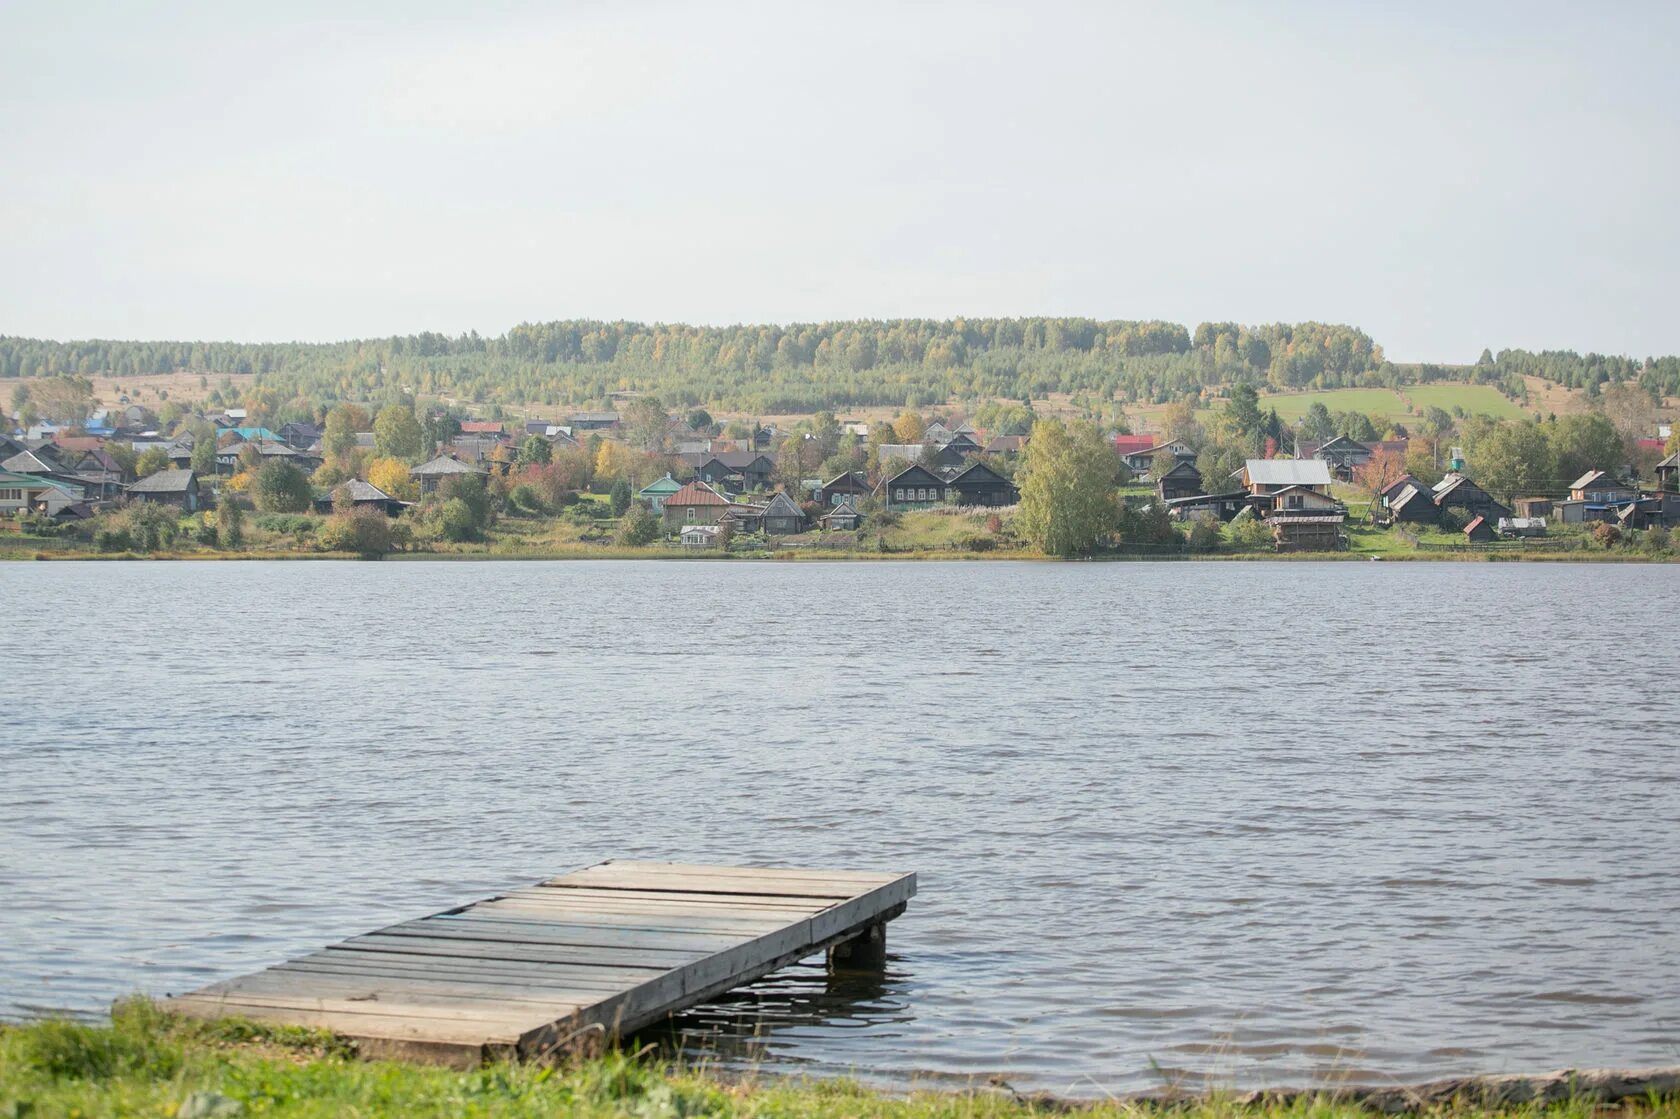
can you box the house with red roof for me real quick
[660,480,733,531]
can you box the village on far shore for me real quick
[3,387,1679,560]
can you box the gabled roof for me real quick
[664,480,731,507]
[460,421,503,434]
[410,455,487,476]
[127,469,196,494]
[1158,460,1202,479]
[2,448,64,474]
[1112,435,1157,455]
[706,451,773,470]
[1390,484,1429,513]
[1243,459,1333,487]
[1380,474,1423,499]
[333,479,397,503]
[762,491,803,519]
[638,474,683,496]
[885,463,945,486]
[1657,451,1679,469]
[0,468,79,493]
[825,496,859,516]
[1464,515,1487,533]
[1570,469,1611,490]
[984,434,1027,453]
[947,460,1012,487]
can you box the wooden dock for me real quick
[166,860,916,1065]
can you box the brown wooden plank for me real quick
[328,937,683,973]
[168,860,917,1064]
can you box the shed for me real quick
[1271,513,1346,552]
[1463,515,1495,543]
[820,496,861,531]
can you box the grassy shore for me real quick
[3,1003,1675,1119]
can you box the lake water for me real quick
[2,559,1677,1096]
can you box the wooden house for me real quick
[1155,461,1203,502]
[1568,470,1636,504]
[567,411,620,431]
[1271,514,1345,552]
[125,469,200,511]
[1117,438,1196,476]
[820,496,861,531]
[0,469,84,515]
[1463,515,1495,543]
[817,470,871,505]
[883,464,947,509]
[717,503,766,534]
[1387,483,1440,525]
[983,434,1027,456]
[314,479,408,516]
[944,431,982,454]
[1297,436,1408,482]
[1431,474,1512,521]
[1267,484,1341,515]
[1240,458,1333,496]
[690,452,775,493]
[1657,452,1679,494]
[410,454,488,495]
[1514,496,1554,518]
[946,461,1018,507]
[637,474,683,512]
[1164,491,1249,522]
[761,491,805,535]
[876,443,967,471]
[661,480,733,530]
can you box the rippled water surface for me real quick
[2,560,1678,1095]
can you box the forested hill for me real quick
[2,319,1676,413]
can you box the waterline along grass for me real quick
[2,1000,1677,1119]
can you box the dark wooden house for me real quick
[1155,461,1203,502]
[125,469,200,512]
[1387,483,1440,525]
[1432,474,1511,521]
[1657,452,1679,494]
[883,464,947,509]
[945,461,1018,507]
[817,470,871,505]
[694,452,776,493]
[761,491,805,534]
[820,496,861,531]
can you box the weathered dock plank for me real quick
[166,859,915,1065]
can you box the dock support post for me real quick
[827,921,887,970]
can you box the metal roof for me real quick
[127,469,196,493]
[1243,459,1332,487]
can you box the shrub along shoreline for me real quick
[2,1002,1677,1119]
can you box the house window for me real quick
[895,488,905,501]
[686,507,696,522]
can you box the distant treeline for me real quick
[1,319,1676,412]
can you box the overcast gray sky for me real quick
[3,1,1676,361]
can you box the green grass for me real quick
[1259,388,1411,422]
[3,1002,1676,1119]
[1403,384,1530,420]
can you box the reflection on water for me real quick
[2,559,1678,1097]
